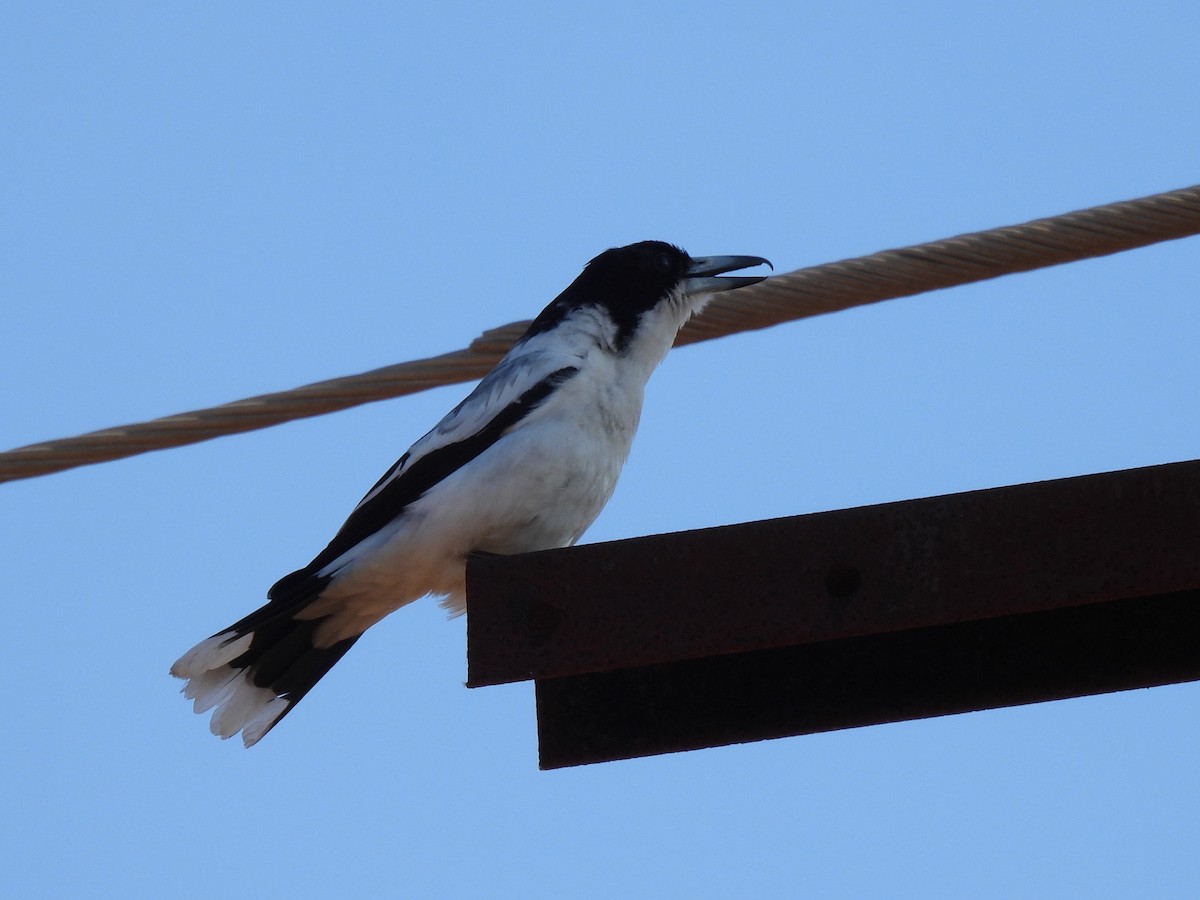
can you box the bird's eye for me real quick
[654,252,672,272]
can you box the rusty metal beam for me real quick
[532,589,1200,767]
[465,459,1200,768]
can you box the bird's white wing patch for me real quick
[356,343,581,510]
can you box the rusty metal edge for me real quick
[534,588,1200,768]
[467,459,1200,687]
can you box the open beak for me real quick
[683,254,773,294]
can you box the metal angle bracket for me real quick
[466,459,1200,768]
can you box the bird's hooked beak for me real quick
[683,254,773,294]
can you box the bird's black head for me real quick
[584,240,694,302]
[524,240,770,350]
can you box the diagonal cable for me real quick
[3,183,1199,484]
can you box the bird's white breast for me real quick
[309,294,698,635]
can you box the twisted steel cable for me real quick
[4,183,1199,484]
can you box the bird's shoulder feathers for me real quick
[270,345,582,596]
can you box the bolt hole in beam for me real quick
[824,564,862,601]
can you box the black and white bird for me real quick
[171,241,771,746]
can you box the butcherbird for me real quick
[171,241,771,745]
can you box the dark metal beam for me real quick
[465,459,1200,768]
[533,589,1200,768]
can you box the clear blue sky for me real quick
[3,3,1199,897]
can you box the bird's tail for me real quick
[170,574,359,747]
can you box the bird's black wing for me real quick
[268,357,579,601]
